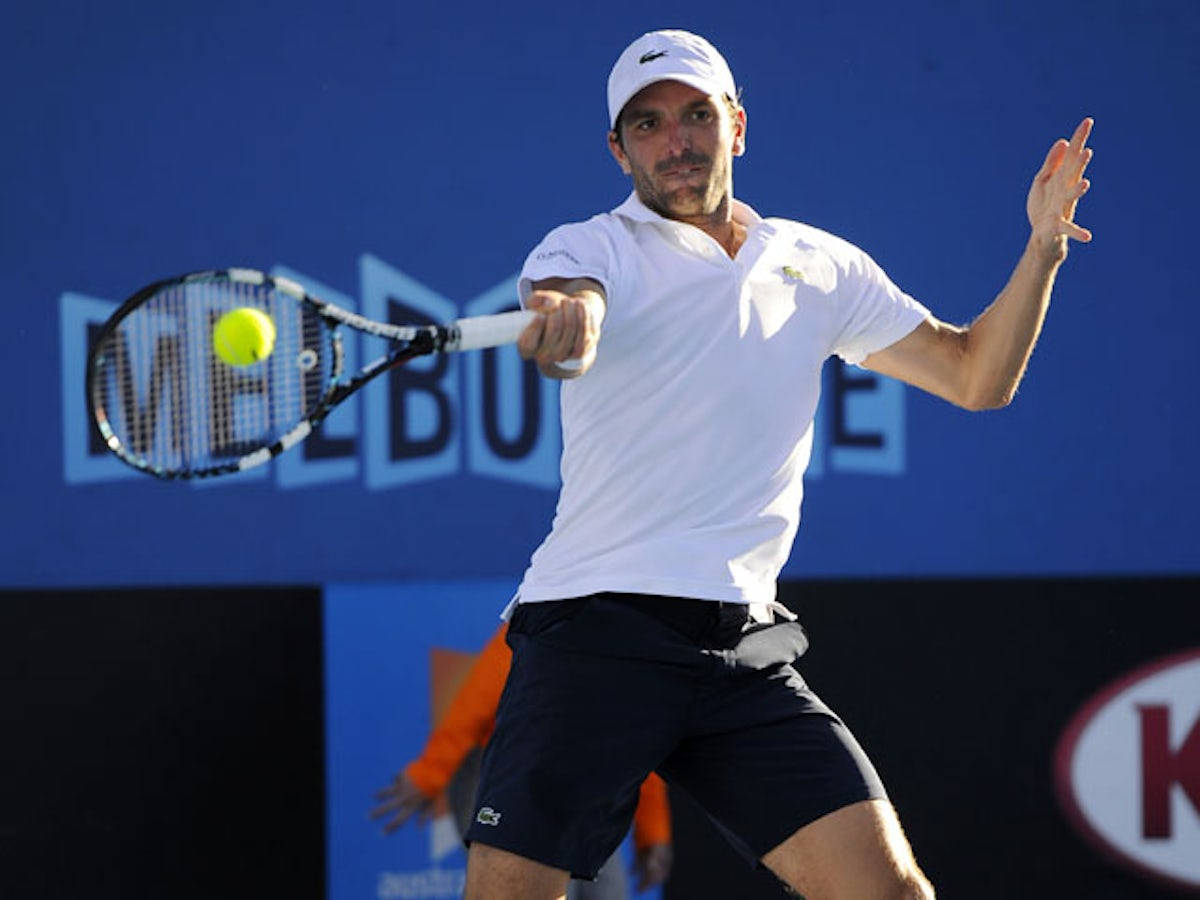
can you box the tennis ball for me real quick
[213,307,276,366]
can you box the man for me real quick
[464,29,1093,900]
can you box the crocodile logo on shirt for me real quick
[781,265,806,283]
[475,806,502,826]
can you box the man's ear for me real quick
[608,130,633,174]
[732,108,747,157]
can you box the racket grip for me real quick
[452,309,536,351]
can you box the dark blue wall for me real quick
[3,1,1197,586]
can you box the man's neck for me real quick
[694,218,747,259]
[648,192,747,258]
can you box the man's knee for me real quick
[889,871,935,900]
[780,866,934,900]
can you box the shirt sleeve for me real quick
[404,624,512,798]
[518,218,618,305]
[631,772,672,850]
[830,242,930,367]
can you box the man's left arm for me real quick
[863,118,1094,410]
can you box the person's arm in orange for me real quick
[371,624,512,833]
[632,773,673,890]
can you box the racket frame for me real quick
[86,267,531,480]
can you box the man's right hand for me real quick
[518,277,606,379]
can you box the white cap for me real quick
[606,30,737,130]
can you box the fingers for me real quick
[519,290,597,373]
[516,310,546,360]
[1037,118,1093,182]
[1069,116,1094,154]
[369,798,414,833]
[1061,118,1092,173]
[369,790,412,823]
[1028,118,1095,247]
[1068,146,1094,189]
[540,298,581,358]
[1063,217,1093,243]
[1063,118,1094,180]
[370,799,428,834]
[1036,139,1068,183]
[1060,119,1094,240]
[370,774,434,834]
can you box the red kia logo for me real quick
[1055,648,1200,893]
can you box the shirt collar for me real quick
[612,191,763,229]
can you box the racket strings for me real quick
[92,275,336,475]
[208,279,273,459]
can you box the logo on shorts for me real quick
[639,50,667,64]
[475,806,502,826]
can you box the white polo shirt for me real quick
[513,192,929,610]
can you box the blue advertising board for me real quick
[325,580,503,900]
[3,0,1199,587]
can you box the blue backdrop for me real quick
[3,0,1198,587]
[325,580,508,900]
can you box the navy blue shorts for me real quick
[463,592,887,879]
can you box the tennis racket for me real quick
[86,267,535,480]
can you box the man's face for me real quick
[608,80,746,222]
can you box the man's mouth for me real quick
[657,163,710,183]
[656,154,710,179]
[660,165,706,179]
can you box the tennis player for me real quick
[464,29,1093,900]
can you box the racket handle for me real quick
[451,309,536,351]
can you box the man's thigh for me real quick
[761,799,934,900]
[662,665,886,863]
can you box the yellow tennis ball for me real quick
[213,307,276,366]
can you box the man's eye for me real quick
[635,119,657,131]
[693,109,712,121]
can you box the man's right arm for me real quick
[517,277,606,379]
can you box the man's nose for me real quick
[663,118,691,154]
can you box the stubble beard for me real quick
[631,150,731,226]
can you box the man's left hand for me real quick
[1027,117,1094,258]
